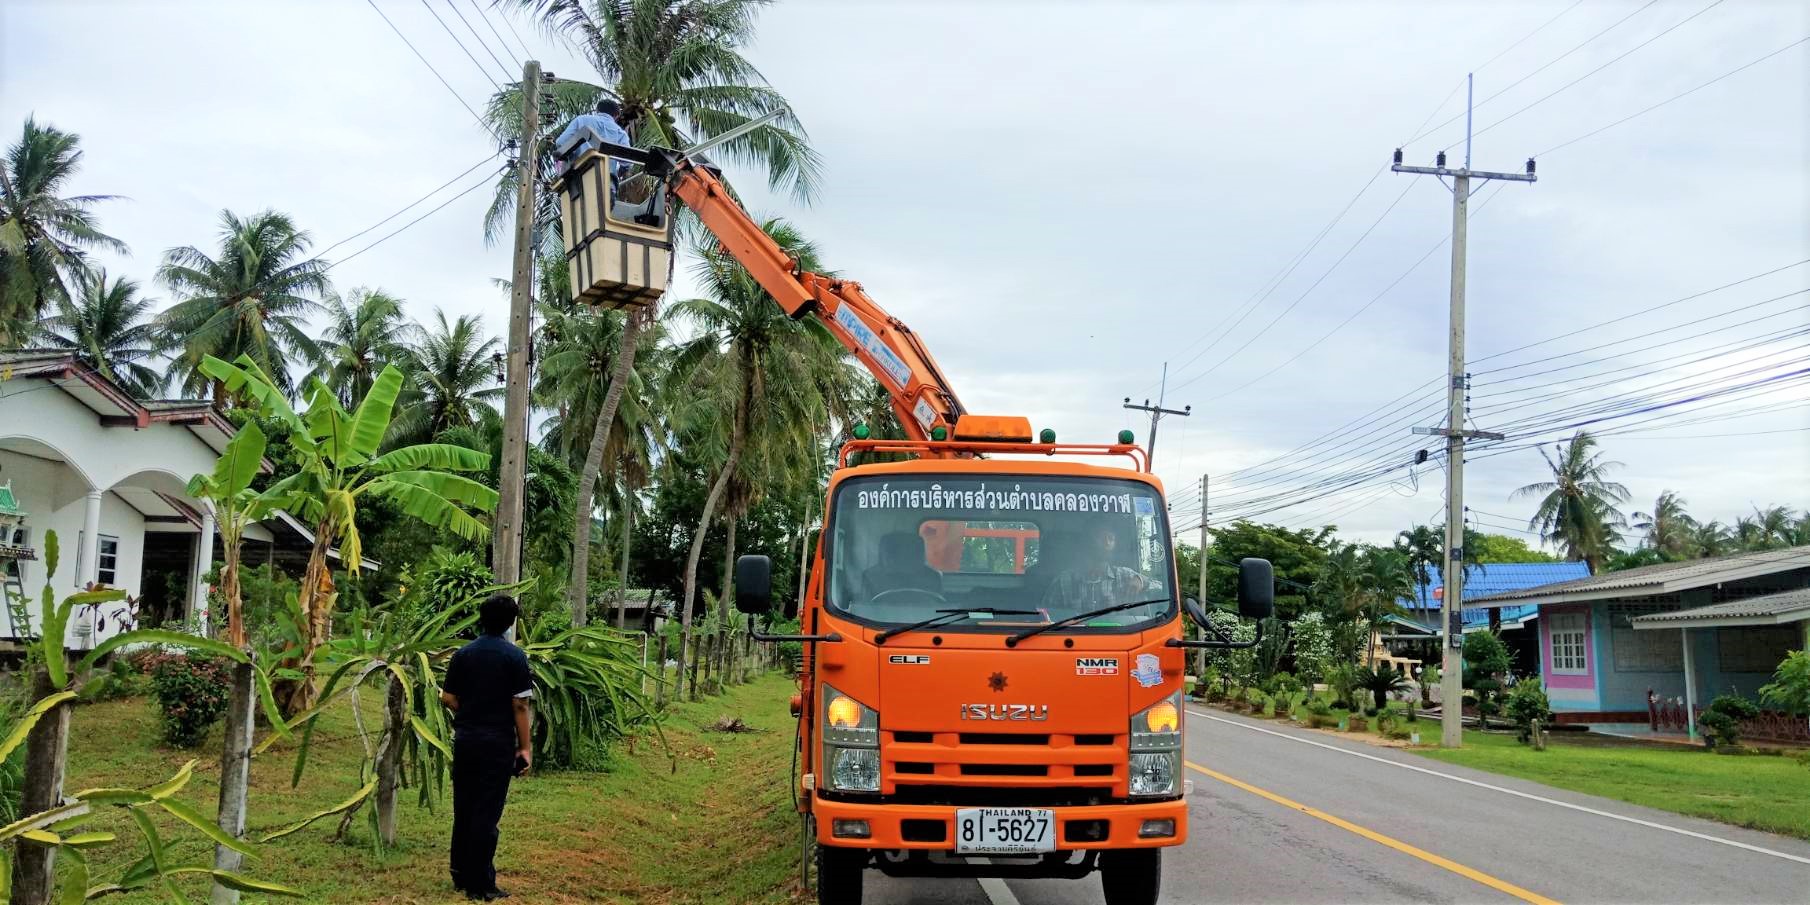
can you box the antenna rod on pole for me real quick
[1122,362,1190,467]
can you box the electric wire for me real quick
[364,0,506,143]
[1458,0,1731,151]
[1533,35,1810,158]
[315,156,500,260]
[326,167,503,269]
[419,0,503,91]
[1403,0,1664,146]
[490,1,537,63]
[446,0,519,82]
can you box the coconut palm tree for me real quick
[0,117,127,345]
[536,301,667,625]
[486,0,821,243]
[1631,490,1696,560]
[1394,525,1441,611]
[666,218,851,694]
[1512,430,1629,572]
[155,209,330,404]
[1690,520,1734,558]
[1750,505,1797,550]
[306,288,419,407]
[33,268,163,398]
[389,309,503,446]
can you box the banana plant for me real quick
[199,353,496,716]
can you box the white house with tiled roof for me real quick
[0,350,245,646]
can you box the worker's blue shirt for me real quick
[558,113,631,161]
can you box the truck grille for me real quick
[884,785,1123,808]
[881,731,1123,790]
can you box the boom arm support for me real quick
[639,146,965,441]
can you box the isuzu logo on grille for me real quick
[960,704,1050,721]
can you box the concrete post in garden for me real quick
[210,657,258,904]
[654,635,669,707]
[373,672,407,846]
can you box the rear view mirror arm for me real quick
[747,615,843,644]
[1166,613,1264,650]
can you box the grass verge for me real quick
[1413,729,1810,840]
[63,672,801,903]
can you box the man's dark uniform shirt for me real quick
[445,634,533,896]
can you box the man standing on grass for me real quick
[441,593,534,901]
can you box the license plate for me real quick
[955,807,1055,854]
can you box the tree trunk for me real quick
[209,658,257,905]
[675,363,749,712]
[614,498,633,630]
[373,673,406,846]
[277,527,336,715]
[718,516,736,682]
[220,540,244,648]
[569,309,648,627]
[686,633,702,701]
[10,669,69,905]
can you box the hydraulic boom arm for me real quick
[637,147,964,441]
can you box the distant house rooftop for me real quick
[1467,546,1810,606]
[1629,586,1810,630]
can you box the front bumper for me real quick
[812,795,1186,850]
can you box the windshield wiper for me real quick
[1005,597,1171,647]
[875,607,1042,645]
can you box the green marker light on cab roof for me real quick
[1039,428,1056,443]
[852,423,871,440]
[1117,429,1135,445]
[930,425,948,441]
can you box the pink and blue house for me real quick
[1465,547,1810,728]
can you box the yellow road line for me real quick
[1185,760,1561,905]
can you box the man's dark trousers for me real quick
[450,727,515,893]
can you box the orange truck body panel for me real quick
[797,454,1189,858]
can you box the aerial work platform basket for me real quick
[552,136,672,309]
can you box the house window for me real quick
[97,535,119,586]
[1548,612,1588,675]
[1609,602,1684,672]
[1717,626,1798,673]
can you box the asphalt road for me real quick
[861,708,1810,904]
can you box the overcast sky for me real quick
[4,0,1806,548]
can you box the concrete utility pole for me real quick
[1393,73,1534,748]
[494,59,542,588]
[1197,474,1209,605]
[1123,363,1190,466]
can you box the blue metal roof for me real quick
[1400,562,1592,609]
[1397,562,1592,629]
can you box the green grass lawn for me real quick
[1414,730,1810,841]
[61,672,802,903]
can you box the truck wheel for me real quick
[1099,848,1161,905]
[816,844,866,905]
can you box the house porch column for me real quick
[190,506,215,632]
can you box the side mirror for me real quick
[734,554,772,615]
[1183,596,1211,627]
[1237,558,1275,620]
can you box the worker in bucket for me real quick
[557,97,632,178]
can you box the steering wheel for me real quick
[871,587,948,606]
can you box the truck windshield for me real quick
[826,475,1173,633]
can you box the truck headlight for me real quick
[1129,752,1179,796]
[822,685,880,792]
[1129,692,1182,797]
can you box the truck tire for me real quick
[816,844,866,905]
[1099,848,1161,905]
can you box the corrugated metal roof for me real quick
[1629,587,1810,627]
[1468,546,1810,604]
[1399,562,1592,609]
